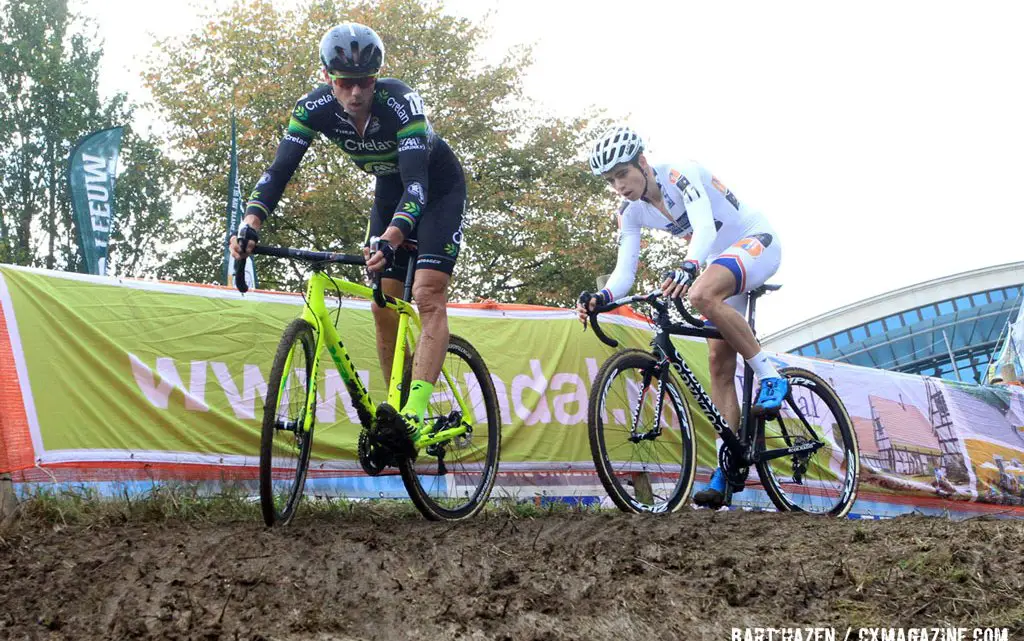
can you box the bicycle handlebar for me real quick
[586,290,706,348]
[233,245,368,294]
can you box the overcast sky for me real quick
[77,0,1024,335]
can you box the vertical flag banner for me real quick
[222,115,257,288]
[67,126,124,275]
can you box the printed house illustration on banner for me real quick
[944,383,1024,501]
[852,393,966,480]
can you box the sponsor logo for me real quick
[711,175,741,209]
[398,137,425,152]
[343,138,397,153]
[452,222,464,245]
[366,117,381,135]
[401,200,421,216]
[406,182,425,204]
[375,89,390,104]
[293,104,307,120]
[363,161,398,174]
[664,213,691,236]
[256,172,271,186]
[283,133,310,147]
[444,242,459,257]
[387,96,410,124]
[418,257,443,265]
[734,236,765,257]
[669,169,682,184]
[303,92,335,111]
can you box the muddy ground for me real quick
[2,508,1023,641]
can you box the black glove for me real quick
[367,235,396,270]
[663,260,700,296]
[578,290,610,310]
[236,223,259,256]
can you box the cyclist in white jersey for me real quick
[577,126,786,508]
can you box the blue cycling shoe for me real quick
[753,376,789,416]
[692,467,729,508]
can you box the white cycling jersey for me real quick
[601,160,780,306]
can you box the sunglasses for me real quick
[326,71,377,89]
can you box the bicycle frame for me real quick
[592,287,816,469]
[256,248,475,450]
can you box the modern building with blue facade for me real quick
[762,262,1024,383]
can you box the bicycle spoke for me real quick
[756,368,859,516]
[590,350,696,513]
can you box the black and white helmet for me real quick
[589,126,644,175]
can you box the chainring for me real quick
[357,428,395,476]
[718,443,749,489]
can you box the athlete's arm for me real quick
[600,214,642,302]
[677,167,716,266]
[244,103,316,222]
[385,83,430,241]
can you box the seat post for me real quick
[402,250,417,302]
[746,292,759,337]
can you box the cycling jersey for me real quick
[601,160,780,310]
[245,78,463,240]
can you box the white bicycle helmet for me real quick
[589,126,644,175]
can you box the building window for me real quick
[851,326,867,341]
[921,305,937,320]
[834,332,851,348]
[938,301,955,315]
[991,289,1005,302]
[884,314,902,330]
[816,338,834,354]
[868,320,884,336]
[972,292,989,307]
[902,309,921,324]
[954,297,971,311]
[1006,287,1021,300]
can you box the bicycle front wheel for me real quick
[259,318,317,526]
[755,366,860,517]
[589,349,697,513]
[399,335,501,521]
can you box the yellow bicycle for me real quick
[236,245,501,526]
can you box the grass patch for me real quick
[2,484,610,531]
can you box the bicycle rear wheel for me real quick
[399,335,501,521]
[588,349,697,513]
[755,366,860,517]
[259,319,317,526]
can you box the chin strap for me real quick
[637,162,652,202]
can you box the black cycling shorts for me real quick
[368,166,466,280]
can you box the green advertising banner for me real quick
[68,127,124,276]
[0,265,718,472]
[9,265,1024,517]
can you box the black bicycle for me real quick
[585,285,860,516]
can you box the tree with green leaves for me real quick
[145,0,639,306]
[0,0,175,276]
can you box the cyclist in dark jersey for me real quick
[230,22,466,457]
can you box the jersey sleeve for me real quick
[244,100,316,221]
[675,165,717,266]
[601,208,642,301]
[387,82,431,236]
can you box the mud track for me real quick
[2,509,1023,640]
